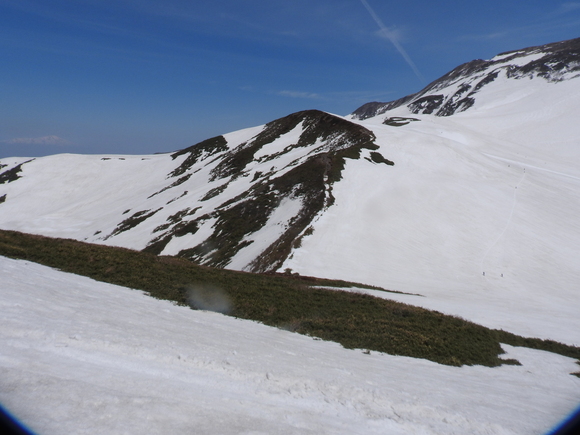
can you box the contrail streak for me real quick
[359,0,425,82]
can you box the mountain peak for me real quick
[351,37,580,120]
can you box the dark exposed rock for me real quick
[351,94,416,120]
[408,95,445,115]
[145,110,394,272]
[0,160,34,184]
[148,174,192,199]
[209,110,377,182]
[351,37,580,119]
[104,208,163,240]
[383,117,420,127]
[170,136,228,177]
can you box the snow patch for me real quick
[253,121,305,160]
[161,217,218,257]
[491,51,545,66]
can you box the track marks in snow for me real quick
[480,168,526,278]
[483,153,580,181]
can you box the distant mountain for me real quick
[1,37,580,345]
[351,37,580,119]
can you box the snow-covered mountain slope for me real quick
[2,256,579,435]
[289,74,580,346]
[1,38,579,346]
[350,37,580,119]
[0,110,386,274]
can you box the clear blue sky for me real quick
[1,0,579,157]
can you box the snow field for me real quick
[1,257,579,435]
[0,153,183,248]
[281,78,580,346]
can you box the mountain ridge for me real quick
[351,36,580,119]
[1,37,579,345]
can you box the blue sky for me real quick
[1,0,579,157]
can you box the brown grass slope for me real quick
[1,229,578,368]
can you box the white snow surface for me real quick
[491,51,546,66]
[1,256,579,435]
[282,77,580,346]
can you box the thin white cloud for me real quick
[358,0,425,83]
[1,135,70,146]
[276,90,323,99]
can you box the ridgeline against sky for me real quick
[1,0,580,157]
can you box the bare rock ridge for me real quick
[351,37,580,120]
[141,110,391,272]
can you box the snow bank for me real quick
[1,257,579,435]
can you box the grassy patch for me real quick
[2,229,579,368]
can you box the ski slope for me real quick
[1,257,579,435]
